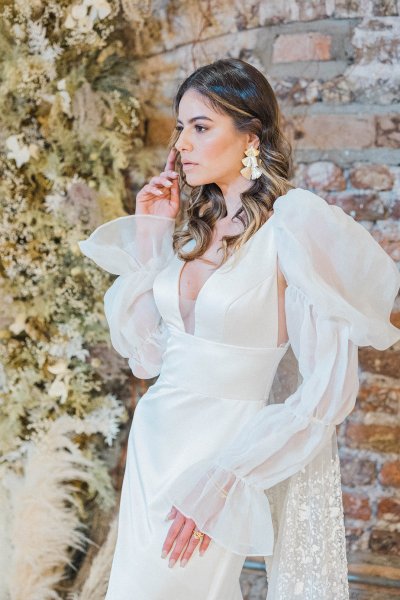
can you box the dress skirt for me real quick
[105,328,288,599]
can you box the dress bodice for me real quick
[153,215,286,348]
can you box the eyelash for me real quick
[175,125,207,133]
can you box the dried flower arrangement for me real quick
[0,1,151,597]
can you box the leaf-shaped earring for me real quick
[240,147,263,180]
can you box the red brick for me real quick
[343,492,372,520]
[380,461,400,488]
[345,422,400,453]
[377,497,400,521]
[376,115,400,148]
[358,348,400,379]
[340,457,376,486]
[352,17,400,63]
[272,32,332,63]
[325,191,385,220]
[369,220,400,262]
[349,164,394,190]
[369,529,400,556]
[371,2,400,16]
[260,1,332,25]
[357,381,400,415]
[273,77,321,105]
[284,114,376,150]
[305,161,346,191]
[389,200,400,220]
[321,75,353,103]
[370,219,400,260]
[344,526,365,553]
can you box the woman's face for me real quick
[174,89,258,190]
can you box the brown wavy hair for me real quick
[168,58,295,266]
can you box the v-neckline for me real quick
[175,212,276,335]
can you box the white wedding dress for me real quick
[79,188,400,600]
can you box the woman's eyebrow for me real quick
[176,116,214,124]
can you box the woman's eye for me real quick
[174,125,207,133]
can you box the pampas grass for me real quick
[6,416,95,600]
[71,516,118,600]
[0,481,12,600]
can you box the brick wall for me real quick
[128,0,400,564]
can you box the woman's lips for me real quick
[182,163,198,170]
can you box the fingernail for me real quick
[199,550,205,556]
[168,558,176,568]
[165,181,172,186]
[161,550,168,558]
[164,514,171,521]
[180,559,188,568]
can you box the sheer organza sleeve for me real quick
[165,188,400,556]
[78,214,175,379]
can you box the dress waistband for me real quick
[157,327,290,402]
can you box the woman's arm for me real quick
[79,214,176,378]
[164,188,400,555]
[78,149,180,378]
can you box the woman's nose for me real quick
[175,130,192,153]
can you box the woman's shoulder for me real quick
[271,186,360,241]
[273,186,330,215]
[272,186,400,350]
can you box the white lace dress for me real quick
[78,188,400,600]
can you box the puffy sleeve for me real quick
[78,214,176,379]
[165,188,400,556]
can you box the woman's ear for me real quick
[246,131,260,150]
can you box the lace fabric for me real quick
[265,433,349,599]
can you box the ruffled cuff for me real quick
[165,458,275,556]
[78,213,176,275]
[165,407,338,556]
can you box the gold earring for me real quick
[240,147,264,180]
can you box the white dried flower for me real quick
[48,375,70,404]
[65,0,111,32]
[9,313,27,335]
[6,135,31,168]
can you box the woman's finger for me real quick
[168,519,199,566]
[161,512,185,558]
[165,506,177,521]
[160,170,178,179]
[145,185,164,196]
[149,176,173,188]
[165,147,178,172]
[199,534,212,556]
[169,177,180,210]
[179,530,204,566]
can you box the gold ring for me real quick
[192,529,204,540]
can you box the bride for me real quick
[79,57,400,599]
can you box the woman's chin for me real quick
[184,173,213,187]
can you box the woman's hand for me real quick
[135,148,180,220]
[161,505,212,568]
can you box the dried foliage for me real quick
[0,1,152,596]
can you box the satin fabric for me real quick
[101,224,290,598]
